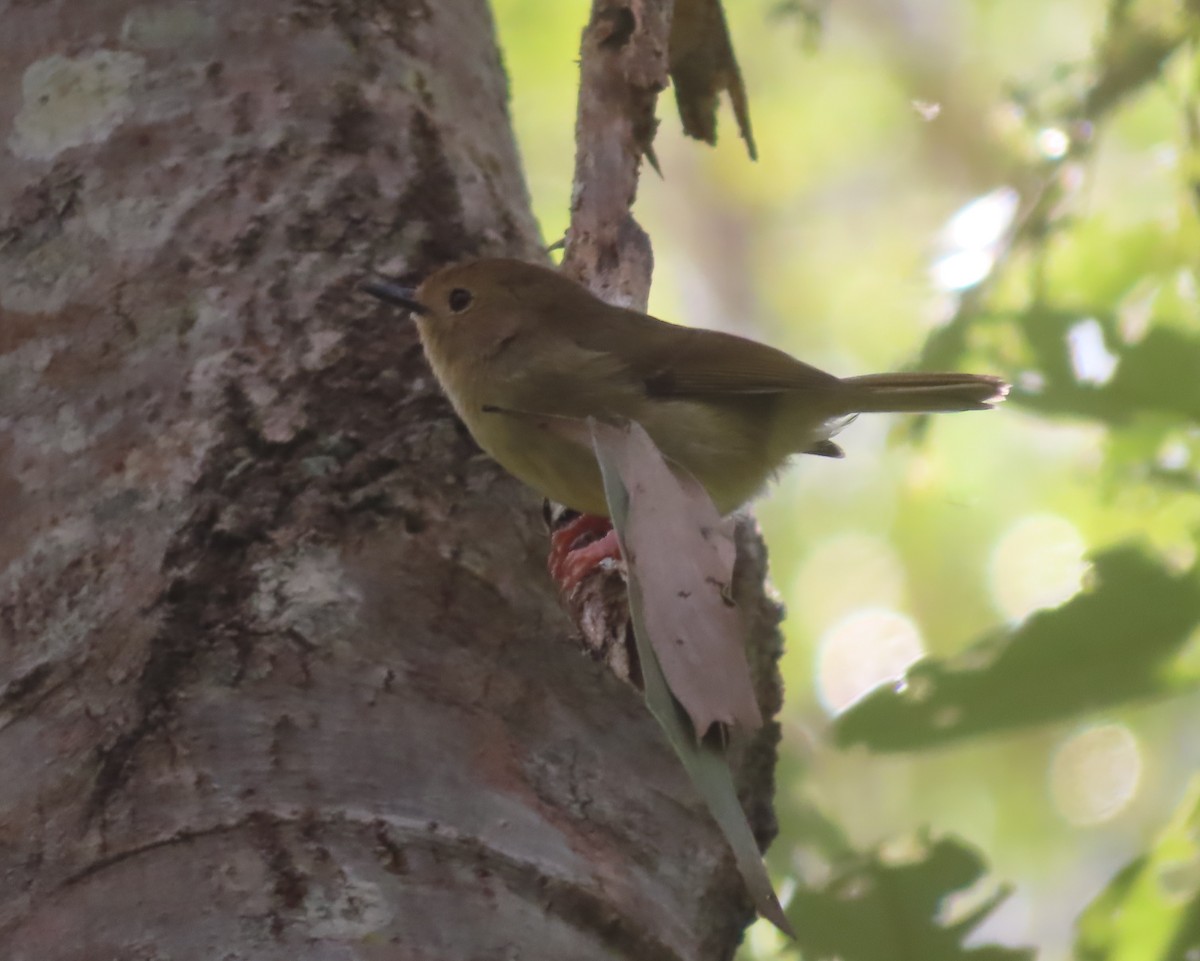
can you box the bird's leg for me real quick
[548,511,622,594]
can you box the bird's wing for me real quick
[567,305,843,397]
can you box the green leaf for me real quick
[590,418,793,937]
[787,833,1032,961]
[1076,777,1200,961]
[1015,314,1200,427]
[834,545,1200,752]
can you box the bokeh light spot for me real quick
[792,533,905,633]
[1067,317,1119,385]
[989,514,1087,622]
[1157,438,1189,471]
[931,187,1019,292]
[943,187,1019,249]
[931,249,995,291]
[912,99,942,121]
[1036,127,1070,159]
[1049,724,1142,825]
[816,608,925,714]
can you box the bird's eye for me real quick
[448,288,473,313]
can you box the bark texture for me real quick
[0,1,782,958]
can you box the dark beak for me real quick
[361,278,428,315]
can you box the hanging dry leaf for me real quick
[479,406,762,738]
[589,418,763,739]
[591,417,791,937]
[669,0,758,160]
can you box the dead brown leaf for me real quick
[590,419,763,739]
[480,406,763,739]
[669,0,757,160]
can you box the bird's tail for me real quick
[840,372,1009,413]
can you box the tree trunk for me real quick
[0,1,783,958]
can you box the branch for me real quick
[562,0,672,310]
[551,2,789,944]
[555,0,674,698]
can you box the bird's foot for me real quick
[548,513,622,594]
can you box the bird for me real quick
[363,258,1007,519]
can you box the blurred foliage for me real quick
[1075,777,1200,961]
[835,546,1200,751]
[491,0,1200,957]
[788,833,1032,961]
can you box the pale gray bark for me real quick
[0,1,782,958]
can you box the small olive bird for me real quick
[364,258,1007,518]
